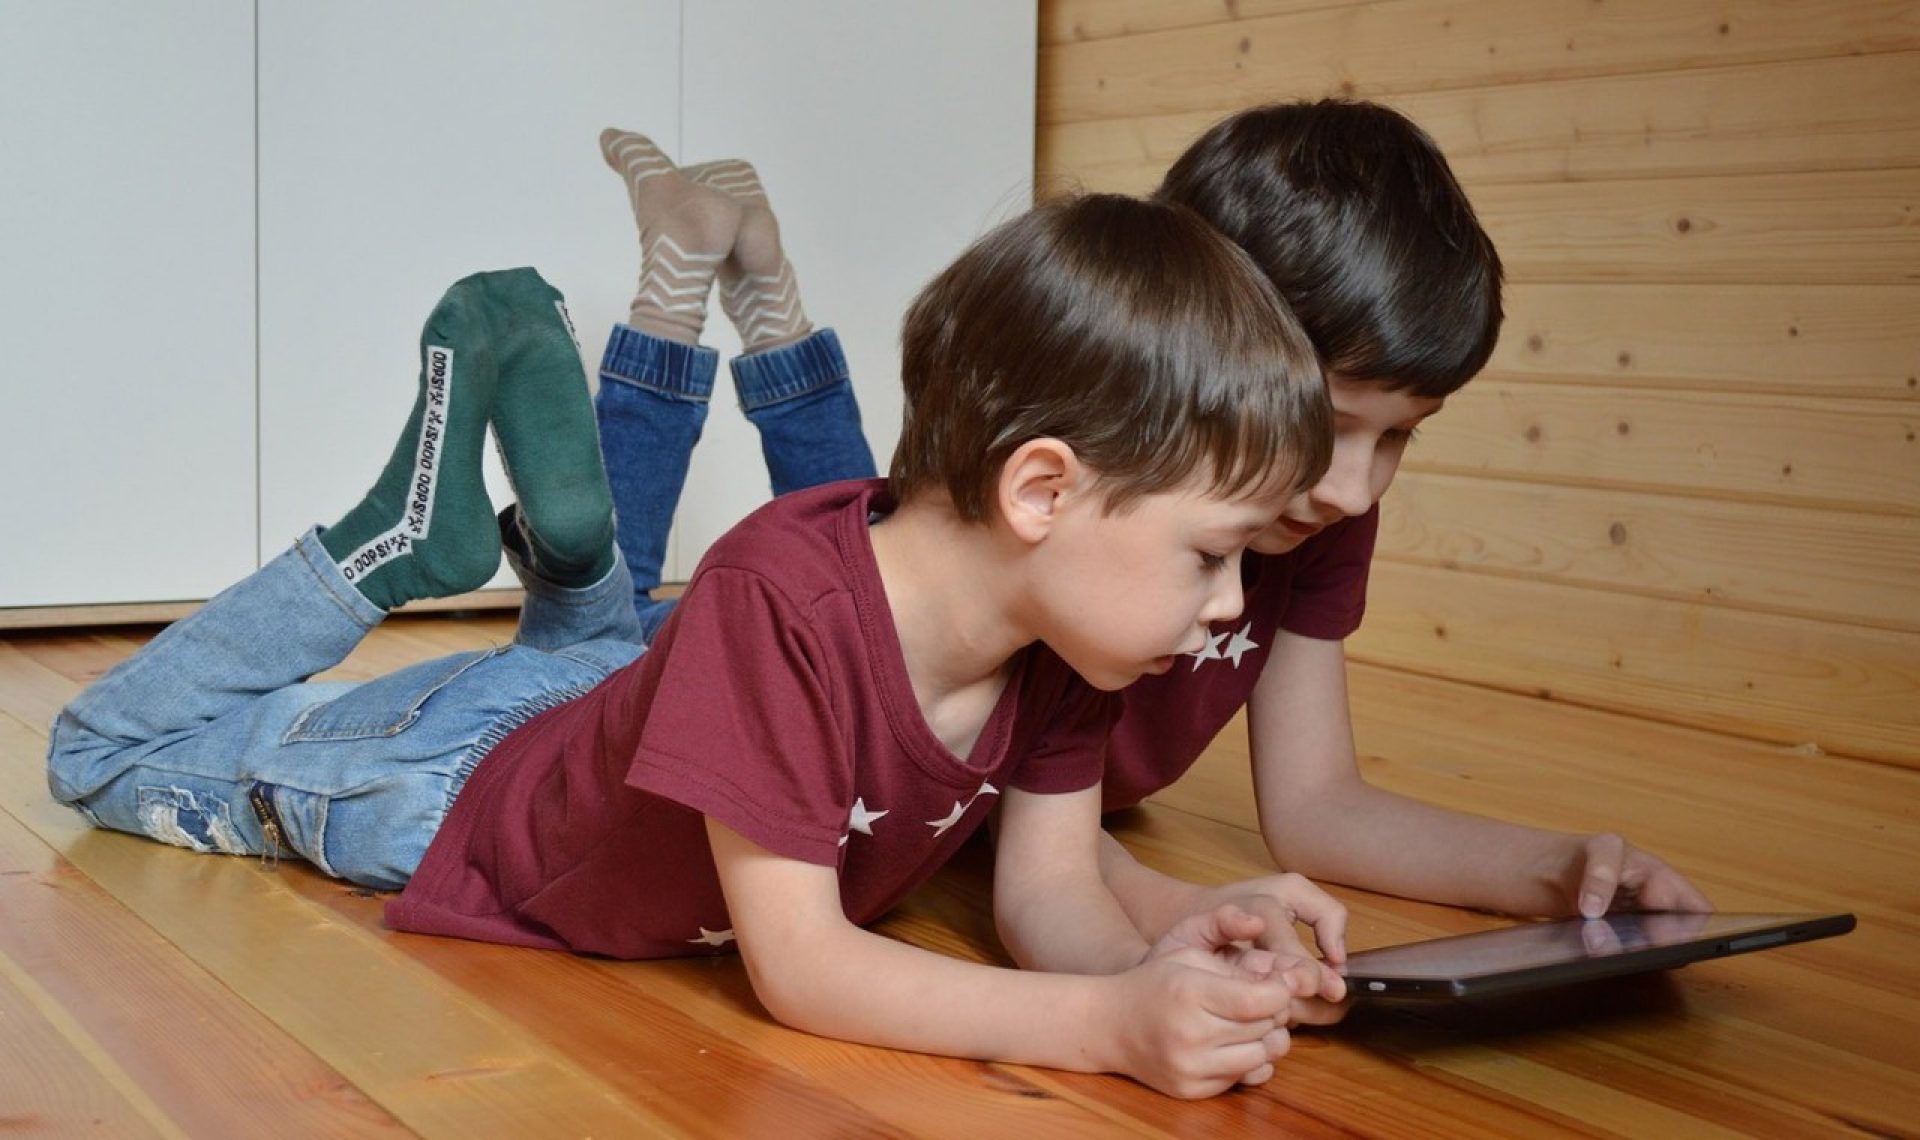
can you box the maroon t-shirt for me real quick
[1100,506,1379,811]
[389,481,1115,958]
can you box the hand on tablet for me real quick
[1571,832,1715,919]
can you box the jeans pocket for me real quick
[282,647,507,743]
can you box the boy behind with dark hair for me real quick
[1092,99,1710,959]
[48,194,1346,1099]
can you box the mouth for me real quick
[1276,516,1322,539]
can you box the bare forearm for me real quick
[1095,829,1211,944]
[1265,781,1582,916]
[998,856,1154,973]
[747,924,1121,1073]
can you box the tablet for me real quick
[1342,911,1856,1000]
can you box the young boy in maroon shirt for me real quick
[1092,101,1713,968]
[48,194,1347,1099]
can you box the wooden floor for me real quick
[1,614,1915,1138]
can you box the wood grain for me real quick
[1041,0,1920,124]
[1042,51,1920,192]
[1375,469,1920,631]
[0,803,406,1137]
[1490,283,1920,401]
[1476,169,1920,286]
[1040,0,1355,46]
[1406,382,1920,513]
[1350,560,1920,766]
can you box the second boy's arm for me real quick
[1246,631,1712,918]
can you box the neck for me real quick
[868,493,1035,705]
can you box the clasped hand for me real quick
[1111,876,1348,1099]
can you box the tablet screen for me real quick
[1342,911,1854,999]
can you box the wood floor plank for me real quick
[0,711,678,1140]
[278,846,1181,1139]
[0,957,175,1140]
[0,798,408,1137]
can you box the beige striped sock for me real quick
[599,129,739,345]
[684,159,813,353]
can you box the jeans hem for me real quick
[294,529,386,630]
[732,327,850,412]
[600,324,719,402]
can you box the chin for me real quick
[1067,659,1143,692]
[1248,530,1308,556]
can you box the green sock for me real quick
[475,268,617,587]
[320,279,502,610]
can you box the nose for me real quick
[1200,556,1246,625]
[1308,443,1374,520]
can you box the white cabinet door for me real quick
[0,2,256,606]
[3,1,1034,611]
[670,0,1037,577]
[255,0,681,576]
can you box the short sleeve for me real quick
[626,568,852,866]
[1279,505,1380,641]
[1007,654,1121,795]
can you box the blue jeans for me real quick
[595,325,876,640]
[45,530,644,890]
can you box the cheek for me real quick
[1372,443,1410,497]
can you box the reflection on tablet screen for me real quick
[1345,912,1720,978]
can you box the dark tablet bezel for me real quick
[1342,912,1857,1000]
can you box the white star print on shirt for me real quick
[1187,623,1260,671]
[926,782,999,838]
[1187,629,1228,670]
[1221,622,1260,667]
[687,926,735,947]
[840,797,889,846]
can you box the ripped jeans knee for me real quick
[133,785,251,855]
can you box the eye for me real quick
[1385,425,1422,446]
[1199,551,1229,571]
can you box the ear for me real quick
[995,438,1086,545]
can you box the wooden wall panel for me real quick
[1349,561,1920,764]
[1477,170,1920,285]
[1408,383,1920,512]
[1041,0,1920,124]
[1041,0,1349,45]
[1043,51,1920,194]
[1377,472,1920,631]
[1492,284,1920,400]
[1037,2,1920,765]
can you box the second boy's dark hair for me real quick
[1156,99,1504,398]
[890,194,1330,522]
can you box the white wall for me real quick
[256,0,682,575]
[672,0,1036,572]
[0,2,257,606]
[0,0,1036,608]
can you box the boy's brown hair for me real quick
[1156,99,1504,398]
[890,194,1330,522]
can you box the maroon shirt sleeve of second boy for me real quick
[1099,506,1380,811]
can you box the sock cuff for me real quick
[731,327,849,412]
[600,324,720,403]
